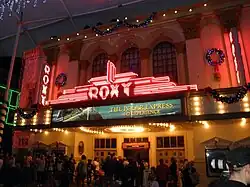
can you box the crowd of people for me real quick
[0,152,199,187]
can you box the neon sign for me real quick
[40,64,51,106]
[48,61,198,105]
[229,31,240,84]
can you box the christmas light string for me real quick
[92,12,156,36]
[0,0,47,21]
[205,84,250,104]
[17,104,38,119]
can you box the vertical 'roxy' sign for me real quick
[40,64,51,106]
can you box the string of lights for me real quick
[0,0,47,21]
[50,3,209,42]
[92,12,156,36]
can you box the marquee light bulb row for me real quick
[0,0,47,21]
[50,3,208,42]
[79,127,104,134]
[148,123,175,131]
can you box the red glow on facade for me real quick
[48,61,198,105]
[40,64,51,106]
[229,31,240,84]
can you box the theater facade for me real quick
[13,0,250,185]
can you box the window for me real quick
[152,42,178,82]
[156,136,184,148]
[92,53,108,77]
[121,47,141,75]
[94,138,117,149]
[124,137,149,143]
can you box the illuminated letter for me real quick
[110,84,119,98]
[99,86,110,100]
[44,65,51,74]
[88,87,99,99]
[42,85,48,95]
[107,61,116,83]
[121,82,132,96]
[43,75,50,85]
[41,95,46,106]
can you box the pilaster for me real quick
[66,40,83,61]
[175,42,189,84]
[79,60,90,85]
[216,6,242,32]
[140,48,152,77]
[178,15,201,40]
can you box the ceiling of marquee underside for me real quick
[0,0,203,57]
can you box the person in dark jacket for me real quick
[156,159,169,187]
[211,147,250,187]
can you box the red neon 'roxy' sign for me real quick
[47,61,198,105]
[40,64,51,106]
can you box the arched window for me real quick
[152,42,178,82]
[121,47,141,75]
[92,53,108,77]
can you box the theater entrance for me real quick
[123,142,150,162]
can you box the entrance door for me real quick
[124,149,149,162]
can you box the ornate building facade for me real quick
[14,0,250,186]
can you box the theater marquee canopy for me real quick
[47,61,197,107]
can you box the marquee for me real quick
[47,61,198,105]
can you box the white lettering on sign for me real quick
[40,64,51,106]
[88,83,132,100]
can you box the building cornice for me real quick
[40,0,249,49]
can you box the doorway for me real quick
[124,149,149,162]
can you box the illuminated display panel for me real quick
[52,99,182,123]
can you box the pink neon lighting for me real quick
[40,64,51,106]
[229,31,240,84]
[48,61,198,105]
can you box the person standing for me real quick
[170,157,178,187]
[156,159,169,187]
[211,147,250,187]
[76,155,87,187]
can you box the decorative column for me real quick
[140,48,152,77]
[43,47,60,101]
[175,41,189,84]
[66,40,83,89]
[53,44,70,99]
[240,5,250,83]
[79,60,90,85]
[178,16,205,88]
[217,7,248,85]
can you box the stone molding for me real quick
[43,47,60,65]
[216,6,242,32]
[178,15,201,40]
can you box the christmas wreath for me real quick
[55,73,67,87]
[205,48,225,66]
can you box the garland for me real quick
[55,73,67,87]
[17,105,38,119]
[92,12,156,36]
[205,84,250,104]
[205,48,225,66]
